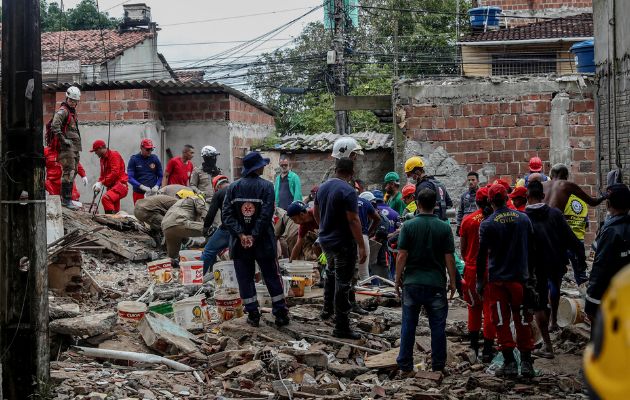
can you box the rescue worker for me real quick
[509,186,528,212]
[515,156,548,188]
[127,138,163,204]
[356,193,380,281]
[163,144,194,186]
[91,140,129,214]
[404,156,453,221]
[322,136,363,182]
[134,194,178,245]
[586,183,630,322]
[314,158,367,339]
[287,201,319,262]
[45,146,88,202]
[401,183,417,219]
[158,184,191,197]
[161,189,207,266]
[456,172,480,235]
[459,186,496,363]
[274,207,300,259]
[201,175,231,275]
[525,180,587,359]
[476,183,536,379]
[51,86,82,209]
[384,172,405,215]
[222,151,289,327]
[191,145,221,198]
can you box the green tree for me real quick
[39,0,119,32]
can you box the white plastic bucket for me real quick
[179,261,203,285]
[213,261,239,290]
[215,289,244,322]
[179,250,202,262]
[117,301,147,324]
[174,295,210,330]
[558,297,585,327]
[147,259,173,284]
[281,276,292,297]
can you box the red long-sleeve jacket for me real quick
[99,149,128,188]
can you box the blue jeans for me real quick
[397,284,449,371]
[201,228,230,275]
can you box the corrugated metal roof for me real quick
[42,80,275,116]
[263,132,392,152]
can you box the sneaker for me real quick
[247,311,261,327]
[332,328,362,340]
[61,200,79,210]
[521,359,535,379]
[320,309,334,320]
[275,313,290,327]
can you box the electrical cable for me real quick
[161,7,314,27]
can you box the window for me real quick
[491,52,557,76]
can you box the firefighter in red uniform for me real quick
[460,186,497,363]
[508,186,527,212]
[90,140,129,214]
[45,146,88,201]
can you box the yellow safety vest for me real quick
[563,194,588,240]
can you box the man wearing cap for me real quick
[509,186,528,212]
[586,183,630,321]
[384,172,405,215]
[476,183,536,378]
[460,186,496,363]
[161,189,207,265]
[457,172,480,235]
[275,156,302,210]
[401,184,417,219]
[287,201,319,262]
[127,139,163,204]
[201,175,231,276]
[163,144,195,187]
[91,140,129,214]
[191,145,222,198]
[405,156,453,221]
[222,151,289,327]
[516,156,549,188]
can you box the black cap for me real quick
[607,183,630,209]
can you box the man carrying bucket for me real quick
[222,151,290,328]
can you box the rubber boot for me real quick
[61,182,79,210]
[333,311,361,340]
[247,309,261,327]
[275,311,290,327]
[520,351,535,379]
[497,349,518,378]
[321,268,336,320]
[469,331,480,359]
[349,289,368,315]
[482,338,496,363]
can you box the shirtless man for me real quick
[543,164,606,210]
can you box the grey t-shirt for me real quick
[278,175,292,210]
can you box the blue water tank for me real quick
[570,40,595,73]
[468,6,502,29]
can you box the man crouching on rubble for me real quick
[395,188,457,374]
[222,151,290,327]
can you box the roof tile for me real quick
[263,132,392,152]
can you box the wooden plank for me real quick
[334,95,391,111]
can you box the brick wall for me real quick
[476,0,592,11]
[161,93,274,125]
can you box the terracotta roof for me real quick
[175,70,205,82]
[40,28,154,64]
[262,132,392,152]
[459,13,592,43]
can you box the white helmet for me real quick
[66,86,81,101]
[332,136,363,159]
[359,191,375,202]
[201,145,220,157]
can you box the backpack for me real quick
[427,178,449,220]
[45,105,73,150]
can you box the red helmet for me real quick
[402,184,416,198]
[212,175,229,190]
[529,156,543,172]
[141,138,154,149]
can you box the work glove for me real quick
[139,184,151,193]
[151,185,159,194]
[81,176,88,186]
[92,181,104,193]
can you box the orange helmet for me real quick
[212,175,229,190]
[402,184,416,198]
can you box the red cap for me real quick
[529,156,543,172]
[212,174,229,190]
[493,179,511,193]
[488,183,508,201]
[141,138,154,149]
[402,184,416,198]
[509,186,527,199]
[475,186,489,202]
[90,139,107,152]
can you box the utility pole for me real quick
[0,0,49,397]
[333,0,349,135]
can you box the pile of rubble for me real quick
[46,211,591,400]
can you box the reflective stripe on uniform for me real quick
[496,301,503,326]
[271,294,285,303]
[468,289,476,307]
[242,296,258,305]
[231,198,263,204]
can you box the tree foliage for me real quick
[246,0,470,134]
[40,0,119,32]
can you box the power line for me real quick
[161,7,315,27]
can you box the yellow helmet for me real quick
[584,264,630,399]
[404,156,425,173]
[176,189,197,199]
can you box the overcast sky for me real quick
[63,0,323,85]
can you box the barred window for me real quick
[491,52,557,76]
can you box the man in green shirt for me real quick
[384,171,405,214]
[395,188,457,373]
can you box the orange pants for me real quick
[462,266,496,340]
[102,182,129,212]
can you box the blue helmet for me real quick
[372,190,384,202]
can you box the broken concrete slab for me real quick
[49,301,81,320]
[327,362,368,378]
[221,360,265,379]
[50,312,116,337]
[138,313,198,355]
[365,347,401,369]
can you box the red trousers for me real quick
[132,191,144,204]
[102,182,129,212]
[462,266,496,340]
[485,281,534,351]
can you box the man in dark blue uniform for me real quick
[404,156,453,221]
[222,151,289,327]
[127,138,163,204]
